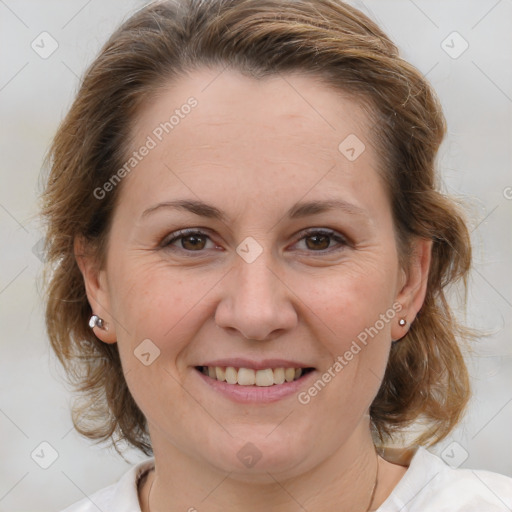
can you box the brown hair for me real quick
[41,0,472,457]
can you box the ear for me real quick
[74,236,117,344]
[391,237,432,342]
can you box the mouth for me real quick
[194,365,315,387]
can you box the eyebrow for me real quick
[141,198,368,221]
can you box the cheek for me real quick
[297,271,395,422]
[107,263,208,414]
[108,259,220,356]
[307,262,397,343]
[302,261,397,395]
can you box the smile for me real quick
[196,366,315,386]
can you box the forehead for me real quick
[134,67,371,151]
[123,67,383,215]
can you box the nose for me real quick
[214,252,298,341]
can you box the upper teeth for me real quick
[201,366,304,386]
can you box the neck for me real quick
[140,426,382,512]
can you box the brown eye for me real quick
[295,229,348,253]
[305,233,331,250]
[163,229,214,252]
[180,234,207,250]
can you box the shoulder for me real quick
[59,458,155,512]
[378,447,512,512]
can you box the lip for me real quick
[197,358,313,371]
[194,366,318,404]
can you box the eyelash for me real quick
[161,228,349,255]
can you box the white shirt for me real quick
[60,447,512,511]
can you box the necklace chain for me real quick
[144,452,379,512]
[366,451,379,512]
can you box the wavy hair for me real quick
[41,0,472,456]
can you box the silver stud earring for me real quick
[398,318,407,327]
[88,314,105,330]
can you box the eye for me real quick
[162,229,217,252]
[294,228,349,253]
[161,227,349,255]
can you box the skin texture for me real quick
[77,68,431,511]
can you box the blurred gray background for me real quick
[0,0,511,510]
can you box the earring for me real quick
[392,318,408,344]
[88,314,105,330]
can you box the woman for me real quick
[41,0,512,510]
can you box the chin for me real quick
[201,431,314,481]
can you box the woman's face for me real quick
[83,68,429,479]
